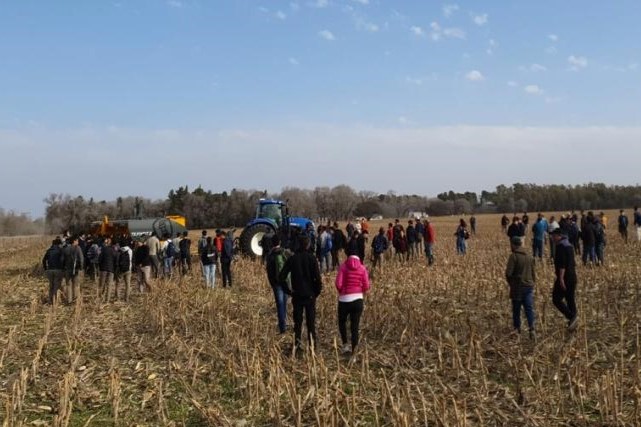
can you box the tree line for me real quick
[3,182,641,236]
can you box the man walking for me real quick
[220,230,234,287]
[98,237,117,303]
[505,236,536,340]
[146,232,161,278]
[43,238,65,305]
[279,236,323,354]
[618,210,629,243]
[116,239,133,301]
[62,236,84,304]
[423,217,436,266]
[551,228,579,332]
[370,227,388,276]
[531,213,548,260]
[266,234,290,334]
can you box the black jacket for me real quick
[278,250,322,298]
[43,245,65,270]
[98,245,117,273]
[134,245,152,267]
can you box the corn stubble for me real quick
[0,214,640,426]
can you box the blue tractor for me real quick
[239,199,314,258]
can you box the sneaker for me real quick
[568,316,579,332]
[340,343,351,355]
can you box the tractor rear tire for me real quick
[240,224,273,258]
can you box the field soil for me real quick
[1,212,641,426]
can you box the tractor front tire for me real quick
[240,224,273,258]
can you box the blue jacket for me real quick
[532,219,548,241]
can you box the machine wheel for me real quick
[239,224,273,258]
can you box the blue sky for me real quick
[1,1,640,217]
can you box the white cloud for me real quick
[356,19,379,32]
[524,84,543,95]
[465,70,484,81]
[288,57,300,65]
[568,55,588,70]
[275,10,287,20]
[530,63,547,72]
[167,0,182,7]
[429,21,465,40]
[507,80,518,87]
[410,26,425,37]
[352,0,369,4]
[548,34,558,42]
[442,4,459,17]
[443,27,466,39]
[473,14,488,26]
[318,29,336,40]
[311,0,328,8]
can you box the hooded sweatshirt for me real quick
[335,255,370,302]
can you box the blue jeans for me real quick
[532,239,544,259]
[582,244,596,265]
[203,264,216,288]
[320,252,331,273]
[272,285,289,333]
[596,243,605,264]
[512,286,535,331]
[424,242,434,265]
[164,256,174,276]
[456,237,466,255]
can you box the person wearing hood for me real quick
[505,236,536,341]
[278,235,323,353]
[266,234,291,334]
[551,228,579,332]
[221,230,235,287]
[335,254,371,355]
[62,235,84,304]
[43,238,65,305]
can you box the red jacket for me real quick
[424,223,436,244]
[335,255,370,296]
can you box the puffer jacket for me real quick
[335,255,370,297]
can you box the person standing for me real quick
[116,239,133,302]
[266,234,290,334]
[134,240,153,293]
[220,230,234,288]
[163,234,176,279]
[455,219,469,255]
[423,218,436,266]
[98,237,117,303]
[370,227,388,275]
[319,226,333,273]
[548,216,560,261]
[507,216,524,242]
[43,238,65,305]
[634,206,641,242]
[470,215,477,235]
[501,214,510,233]
[179,231,192,275]
[331,223,346,270]
[146,232,161,278]
[335,254,370,355]
[505,236,536,340]
[618,210,629,243]
[278,236,323,353]
[531,213,548,260]
[522,212,530,232]
[594,217,606,266]
[406,220,417,260]
[62,236,84,305]
[580,212,597,266]
[551,228,579,331]
[201,237,218,289]
[415,219,425,255]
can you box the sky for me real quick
[1,0,641,217]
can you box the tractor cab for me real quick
[256,200,285,227]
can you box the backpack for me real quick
[118,249,131,272]
[87,244,101,262]
[165,241,176,258]
[373,235,387,254]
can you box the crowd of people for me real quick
[41,206,641,354]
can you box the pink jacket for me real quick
[335,255,370,296]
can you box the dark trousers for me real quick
[292,296,317,349]
[338,299,364,349]
[46,270,64,305]
[331,249,340,270]
[221,260,232,287]
[552,278,577,321]
[532,238,544,259]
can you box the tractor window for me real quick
[258,204,283,226]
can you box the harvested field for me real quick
[1,213,640,426]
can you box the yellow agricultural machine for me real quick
[88,215,187,239]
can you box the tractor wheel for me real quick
[240,224,273,258]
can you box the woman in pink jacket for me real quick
[335,255,371,355]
